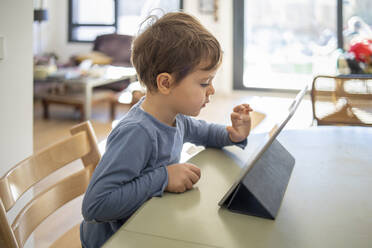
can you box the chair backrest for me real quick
[0,121,101,248]
[93,33,133,67]
[311,74,372,126]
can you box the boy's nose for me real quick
[207,84,215,95]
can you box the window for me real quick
[68,0,117,42]
[69,0,183,42]
[233,0,372,91]
[343,0,372,50]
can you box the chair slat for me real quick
[70,122,101,170]
[12,167,92,247]
[0,121,100,247]
[311,75,372,126]
[313,90,372,99]
[0,201,19,248]
[0,132,90,211]
[50,224,82,248]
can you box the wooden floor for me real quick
[29,91,313,247]
[33,100,130,152]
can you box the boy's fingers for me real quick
[231,110,251,123]
[185,163,201,178]
[231,112,241,121]
[233,104,252,112]
[226,126,238,135]
[233,105,253,116]
[242,104,253,111]
[178,185,186,193]
[233,105,244,112]
[184,178,193,190]
[187,170,200,184]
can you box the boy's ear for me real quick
[156,73,174,95]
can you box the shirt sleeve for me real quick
[82,124,168,223]
[182,116,247,149]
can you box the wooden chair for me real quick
[311,74,372,126]
[0,121,101,248]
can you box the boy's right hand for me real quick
[165,163,201,193]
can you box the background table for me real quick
[35,66,137,120]
[62,66,137,120]
[104,126,372,248]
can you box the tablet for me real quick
[218,85,308,218]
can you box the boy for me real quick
[80,12,252,247]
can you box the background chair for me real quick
[73,33,133,67]
[0,121,101,248]
[93,34,134,92]
[92,34,133,67]
[74,33,134,92]
[311,74,372,126]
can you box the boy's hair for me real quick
[131,12,222,92]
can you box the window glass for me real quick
[73,26,116,41]
[69,0,181,42]
[244,0,337,90]
[343,0,372,50]
[118,0,181,35]
[72,0,115,24]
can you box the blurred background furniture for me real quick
[92,34,133,67]
[73,34,133,67]
[41,88,116,121]
[0,122,100,248]
[34,34,139,121]
[39,66,137,121]
[311,74,372,126]
[110,81,146,119]
[74,34,134,92]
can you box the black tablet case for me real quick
[221,139,295,219]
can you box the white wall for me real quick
[183,1,234,94]
[0,1,33,176]
[42,1,92,62]
[41,0,234,94]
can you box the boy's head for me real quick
[131,12,222,92]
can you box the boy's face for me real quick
[168,62,218,117]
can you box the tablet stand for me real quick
[221,138,295,219]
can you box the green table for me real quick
[104,126,372,248]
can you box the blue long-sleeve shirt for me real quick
[80,98,247,247]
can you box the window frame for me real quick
[233,0,345,91]
[68,0,118,43]
[68,0,183,43]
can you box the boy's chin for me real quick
[184,109,201,117]
[192,109,203,116]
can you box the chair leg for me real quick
[42,99,49,119]
[79,105,86,122]
[110,101,116,120]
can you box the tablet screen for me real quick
[218,85,308,206]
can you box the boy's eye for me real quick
[200,77,213,88]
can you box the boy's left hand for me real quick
[226,104,253,143]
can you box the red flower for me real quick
[349,39,372,63]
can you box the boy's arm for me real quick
[183,104,252,149]
[82,125,167,223]
[182,116,247,149]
